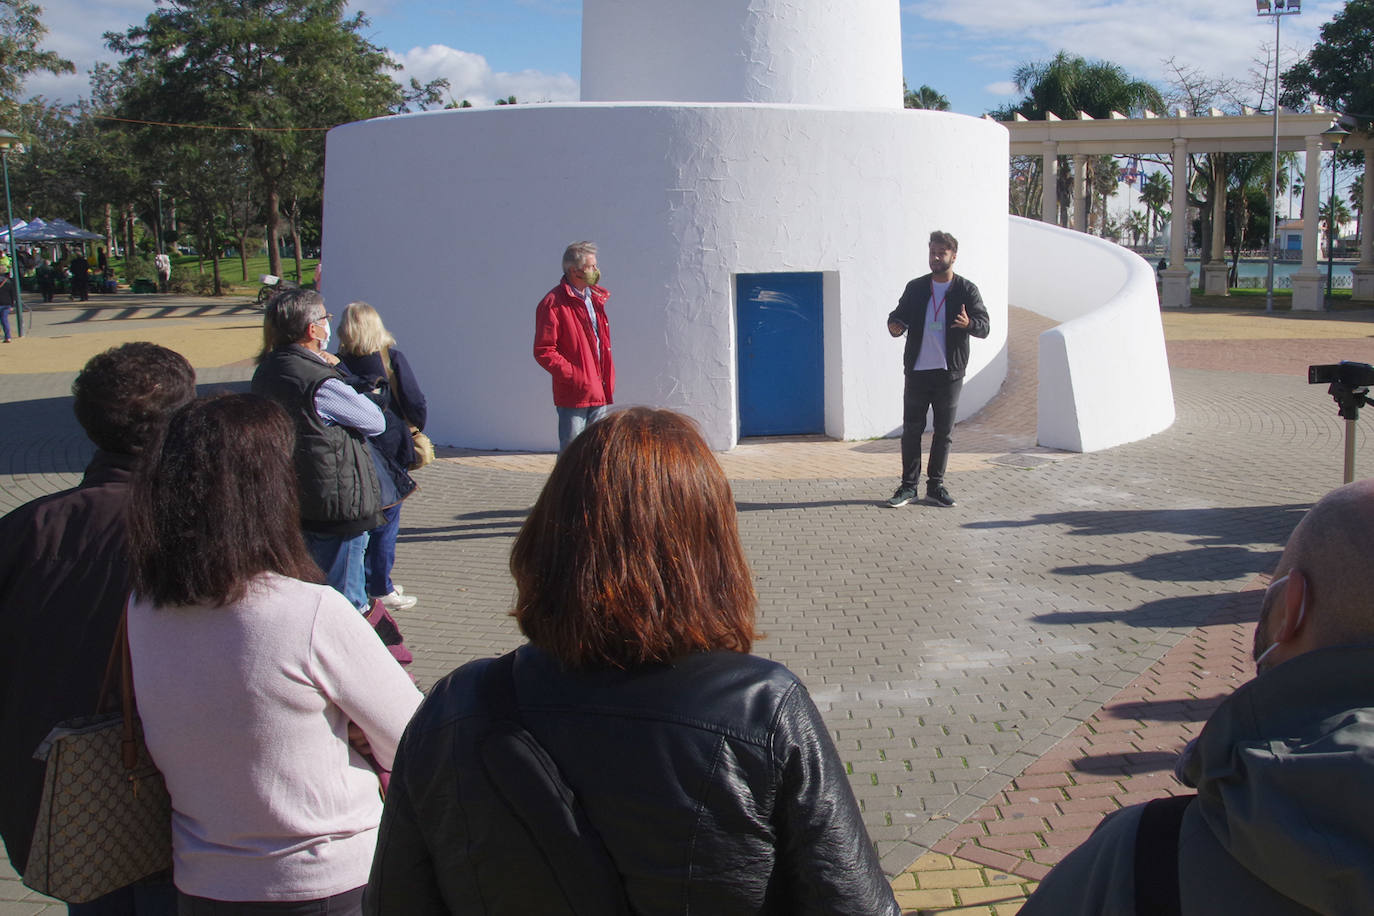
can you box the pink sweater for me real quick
[128,573,423,902]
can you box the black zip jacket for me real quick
[365,645,899,915]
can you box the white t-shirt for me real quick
[128,573,423,901]
[912,278,953,371]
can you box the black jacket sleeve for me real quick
[389,349,428,431]
[959,278,991,340]
[768,685,902,915]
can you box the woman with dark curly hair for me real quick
[366,407,898,915]
[126,394,422,915]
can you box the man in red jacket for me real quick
[534,241,614,452]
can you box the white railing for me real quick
[1009,216,1176,452]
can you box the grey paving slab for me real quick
[0,350,1350,902]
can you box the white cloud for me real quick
[906,0,1343,101]
[391,44,578,107]
[984,80,1018,97]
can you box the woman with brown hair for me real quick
[126,394,422,915]
[366,407,898,915]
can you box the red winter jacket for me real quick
[533,278,615,408]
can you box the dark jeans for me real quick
[1,305,9,341]
[67,879,176,916]
[177,887,363,916]
[364,503,401,598]
[900,369,963,489]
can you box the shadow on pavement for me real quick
[966,504,1311,542]
[1033,590,1259,630]
[735,499,884,512]
[1051,545,1280,582]
[1072,750,1180,776]
[1101,695,1230,724]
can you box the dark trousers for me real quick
[177,887,363,916]
[900,369,963,489]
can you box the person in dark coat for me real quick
[0,342,196,914]
[0,271,13,342]
[365,408,900,916]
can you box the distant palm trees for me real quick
[996,52,1165,226]
[903,81,950,111]
[1140,172,1171,241]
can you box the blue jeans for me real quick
[1,305,11,341]
[556,405,610,453]
[68,879,176,915]
[364,504,401,598]
[304,530,370,611]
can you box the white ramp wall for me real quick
[322,104,1008,452]
[1008,216,1174,452]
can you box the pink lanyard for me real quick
[930,288,948,325]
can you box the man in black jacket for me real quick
[884,230,990,509]
[0,342,195,912]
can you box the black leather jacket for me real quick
[365,645,899,915]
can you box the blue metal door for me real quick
[736,272,823,436]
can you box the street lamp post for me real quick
[1256,0,1301,313]
[0,129,25,338]
[75,189,87,259]
[1323,123,1348,304]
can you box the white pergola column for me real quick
[1291,133,1326,311]
[1041,140,1058,225]
[1204,158,1229,296]
[1353,138,1374,301]
[1161,138,1192,308]
[1073,153,1089,232]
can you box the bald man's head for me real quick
[1254,479,1374,669]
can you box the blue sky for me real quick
[33,0,1345,115]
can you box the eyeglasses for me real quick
[313,312,333,324]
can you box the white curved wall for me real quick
[581,0,903,108]
[322,104,1007,452]
[1008,216,1175,452]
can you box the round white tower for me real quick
[580,0,903,108]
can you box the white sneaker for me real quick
[374,589,417,611]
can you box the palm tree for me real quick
[903,81,950,111]
[1004,52,1165,225]
[1141,172,1171,240]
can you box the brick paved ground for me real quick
[2,297,1372,914]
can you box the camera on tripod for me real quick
[1309,361,1374,484]
[1309,361,1374,388]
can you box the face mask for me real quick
[316,317,331,349]
[1254,573,1306,671]
[583,268,600,286]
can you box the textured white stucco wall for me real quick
[321,104,1007,452]
[581,0,903,109]
[1008,216,1175,452]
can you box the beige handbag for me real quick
[23,608,172,902]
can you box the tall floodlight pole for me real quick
[1323,123,1348,304]
[1256,0,1300,312]
[75,189,87,258]
[152,180,165,255]
[0,129,25,338]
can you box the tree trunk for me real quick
[212,250,222,297]
[266,186,282,279]
[123,204,135,266]
[238,230,249,283]
[104,203,115,257]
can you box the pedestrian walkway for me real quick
[2,294,1373,914]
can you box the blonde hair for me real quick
[337,301,396,356]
